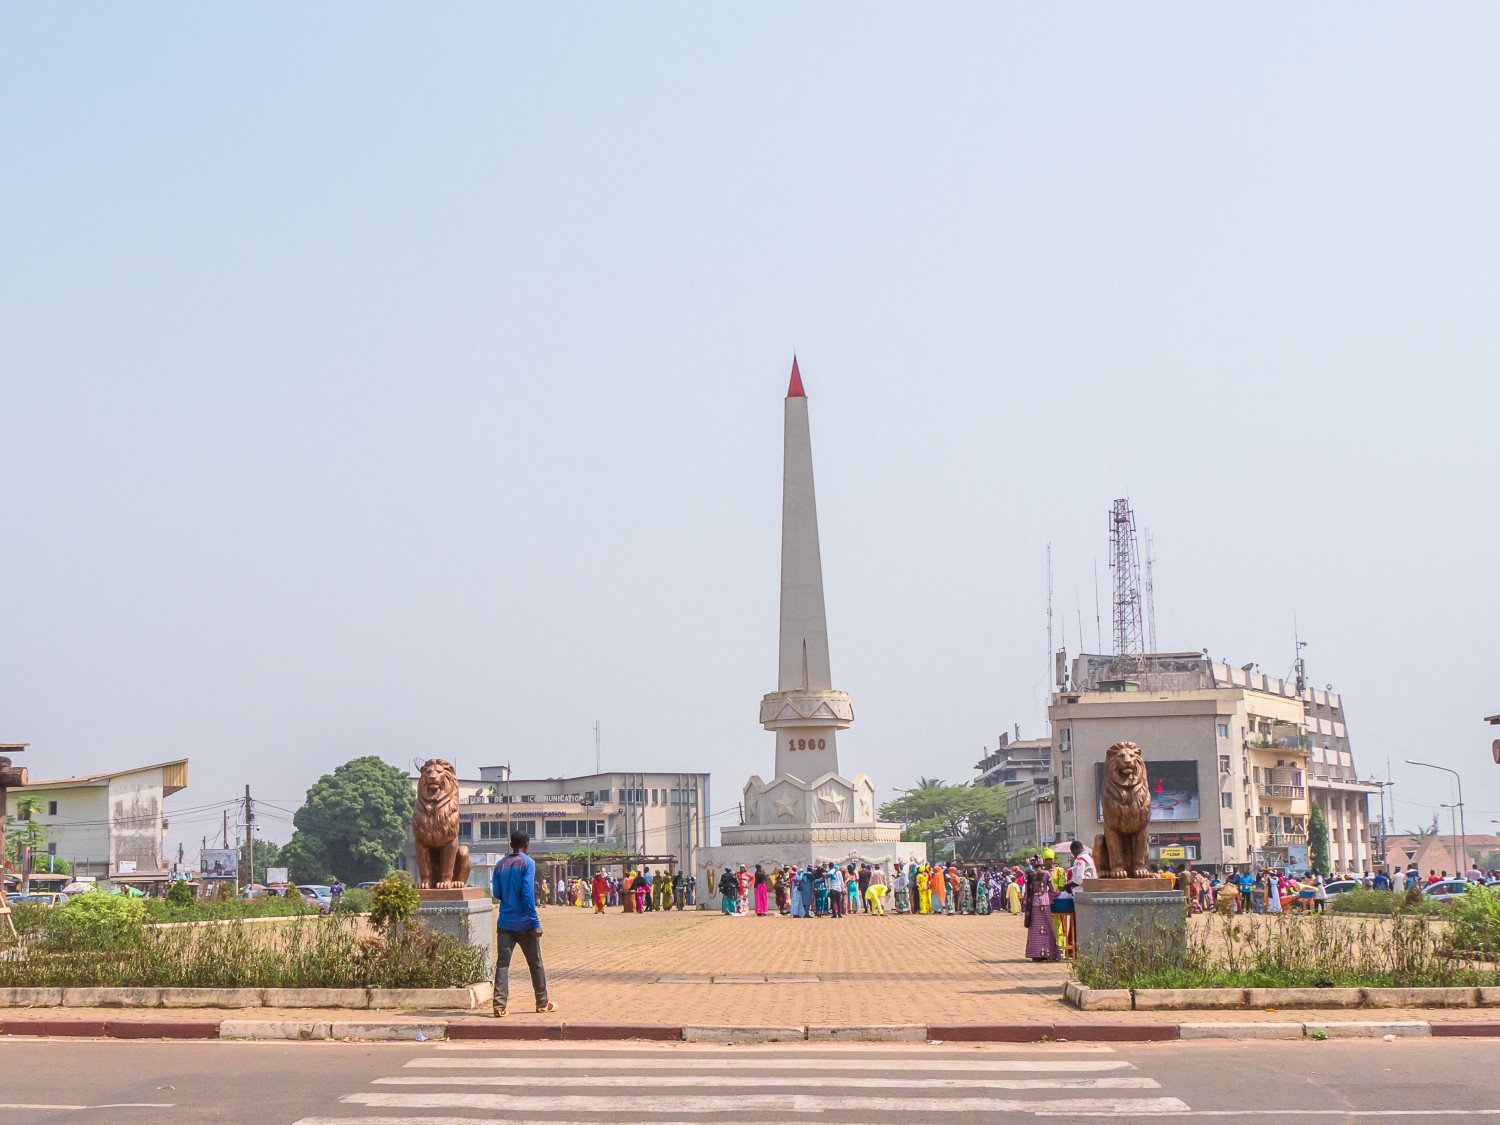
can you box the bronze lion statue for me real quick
[413,758,471,889]
[1092,741,1152,879]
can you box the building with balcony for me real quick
[1048,652,1378,873]
[400,767,711,883]
[974,731,1052,788]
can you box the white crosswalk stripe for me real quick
[294,1043,1191,1123]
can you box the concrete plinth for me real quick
[416,888,496,977]
[1074,885,1186,963]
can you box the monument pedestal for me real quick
[1074,880,1186,963]
[417,887,495,976]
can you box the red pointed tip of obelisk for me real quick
[787,356,805,398]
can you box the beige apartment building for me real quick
[400,767,712,883]
[1048,653,1379,873]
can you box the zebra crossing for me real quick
[292,1041,1191,1122]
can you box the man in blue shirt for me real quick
[490,831,555,1018]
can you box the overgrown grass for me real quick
[0,915,484,989]
[1330,889,1448,917]
[1075,909,1495,990]
[141,896,320,924]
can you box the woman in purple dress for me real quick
[1022,859,1061,962]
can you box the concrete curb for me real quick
[0,984,488,1011]
[1068,983,1493,1012]
[7,1016,1500,1042]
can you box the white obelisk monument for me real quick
[704,359,922,877]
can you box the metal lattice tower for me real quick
[1108,498,1145,658]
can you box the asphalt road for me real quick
[0,1037,1496,1123]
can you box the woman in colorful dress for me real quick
[929,864,947,915]
[753,864,769,916]
[892,863,910,914]
[1022,859,1062,962]
[916,867,931,914]
[846,865,861,914]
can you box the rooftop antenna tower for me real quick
[1046,543,1054,683]
[593,720,601,776]
[1093,562,1103,652]
[1108,498,1146,663]
[1144,529,1159,654]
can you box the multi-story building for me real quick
[16,758,189,884]
[1049,653,1378,873]
[1004,776,1055,856]
[974,731,1052,788]
[400,767,711,883]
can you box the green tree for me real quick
[1308,803,1331,877]
[878,779,1008,861]
[4,795,62,874]
[281,756,416,884]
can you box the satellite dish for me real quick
[1492,739,1500,766]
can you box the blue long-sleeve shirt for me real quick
[492,852,540,933]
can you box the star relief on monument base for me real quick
[772,793,799,819]
[816,790,847,819]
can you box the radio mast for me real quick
[1108,499,1146,664]
[1144,529,1159,654]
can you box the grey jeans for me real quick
[495,929,548,1009]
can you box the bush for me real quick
[1076,910,1486,990]
[1450,885,1500,955]
[140,894,316,925]
[166,880,195,908]
[1330,889,1447,917]
[333,888,373,915]
[49,891,146,950]
[370,874,419,930]
[2,915,484,989]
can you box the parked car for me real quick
[239,883,270,899]
[1322,880,1360,897]
[6,892,68,907]
[1423,879,1472,903]
[296,884,333,912]
[355,881,379,891]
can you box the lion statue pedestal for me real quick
[1073,741,1187,964]
[412,758,495,977]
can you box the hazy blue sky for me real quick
[3,7,1496,859]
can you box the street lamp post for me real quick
[1407,759,1467,875]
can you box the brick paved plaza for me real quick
[508,905,1489,1029]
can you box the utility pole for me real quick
[244,785,255,884]
[594,721,601,776]
[221,809,229,850]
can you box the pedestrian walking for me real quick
[491,831,555,1018]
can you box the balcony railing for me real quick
[1246,735,1311,751]
[1259,784,1305,800]
[1264,833,1308,847]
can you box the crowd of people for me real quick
[538,868,698,912]
[532,851,1500,970]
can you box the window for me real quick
[1062,796,1073,811]
[1219,755,1231,774]
[1253,766,1262,783]
[457,821,473,841]
[1221,792,1234,809]
[479,821,505,840]
[1223,829,1235,847]
[47,800,57,816]
[1217,723,1230,740]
